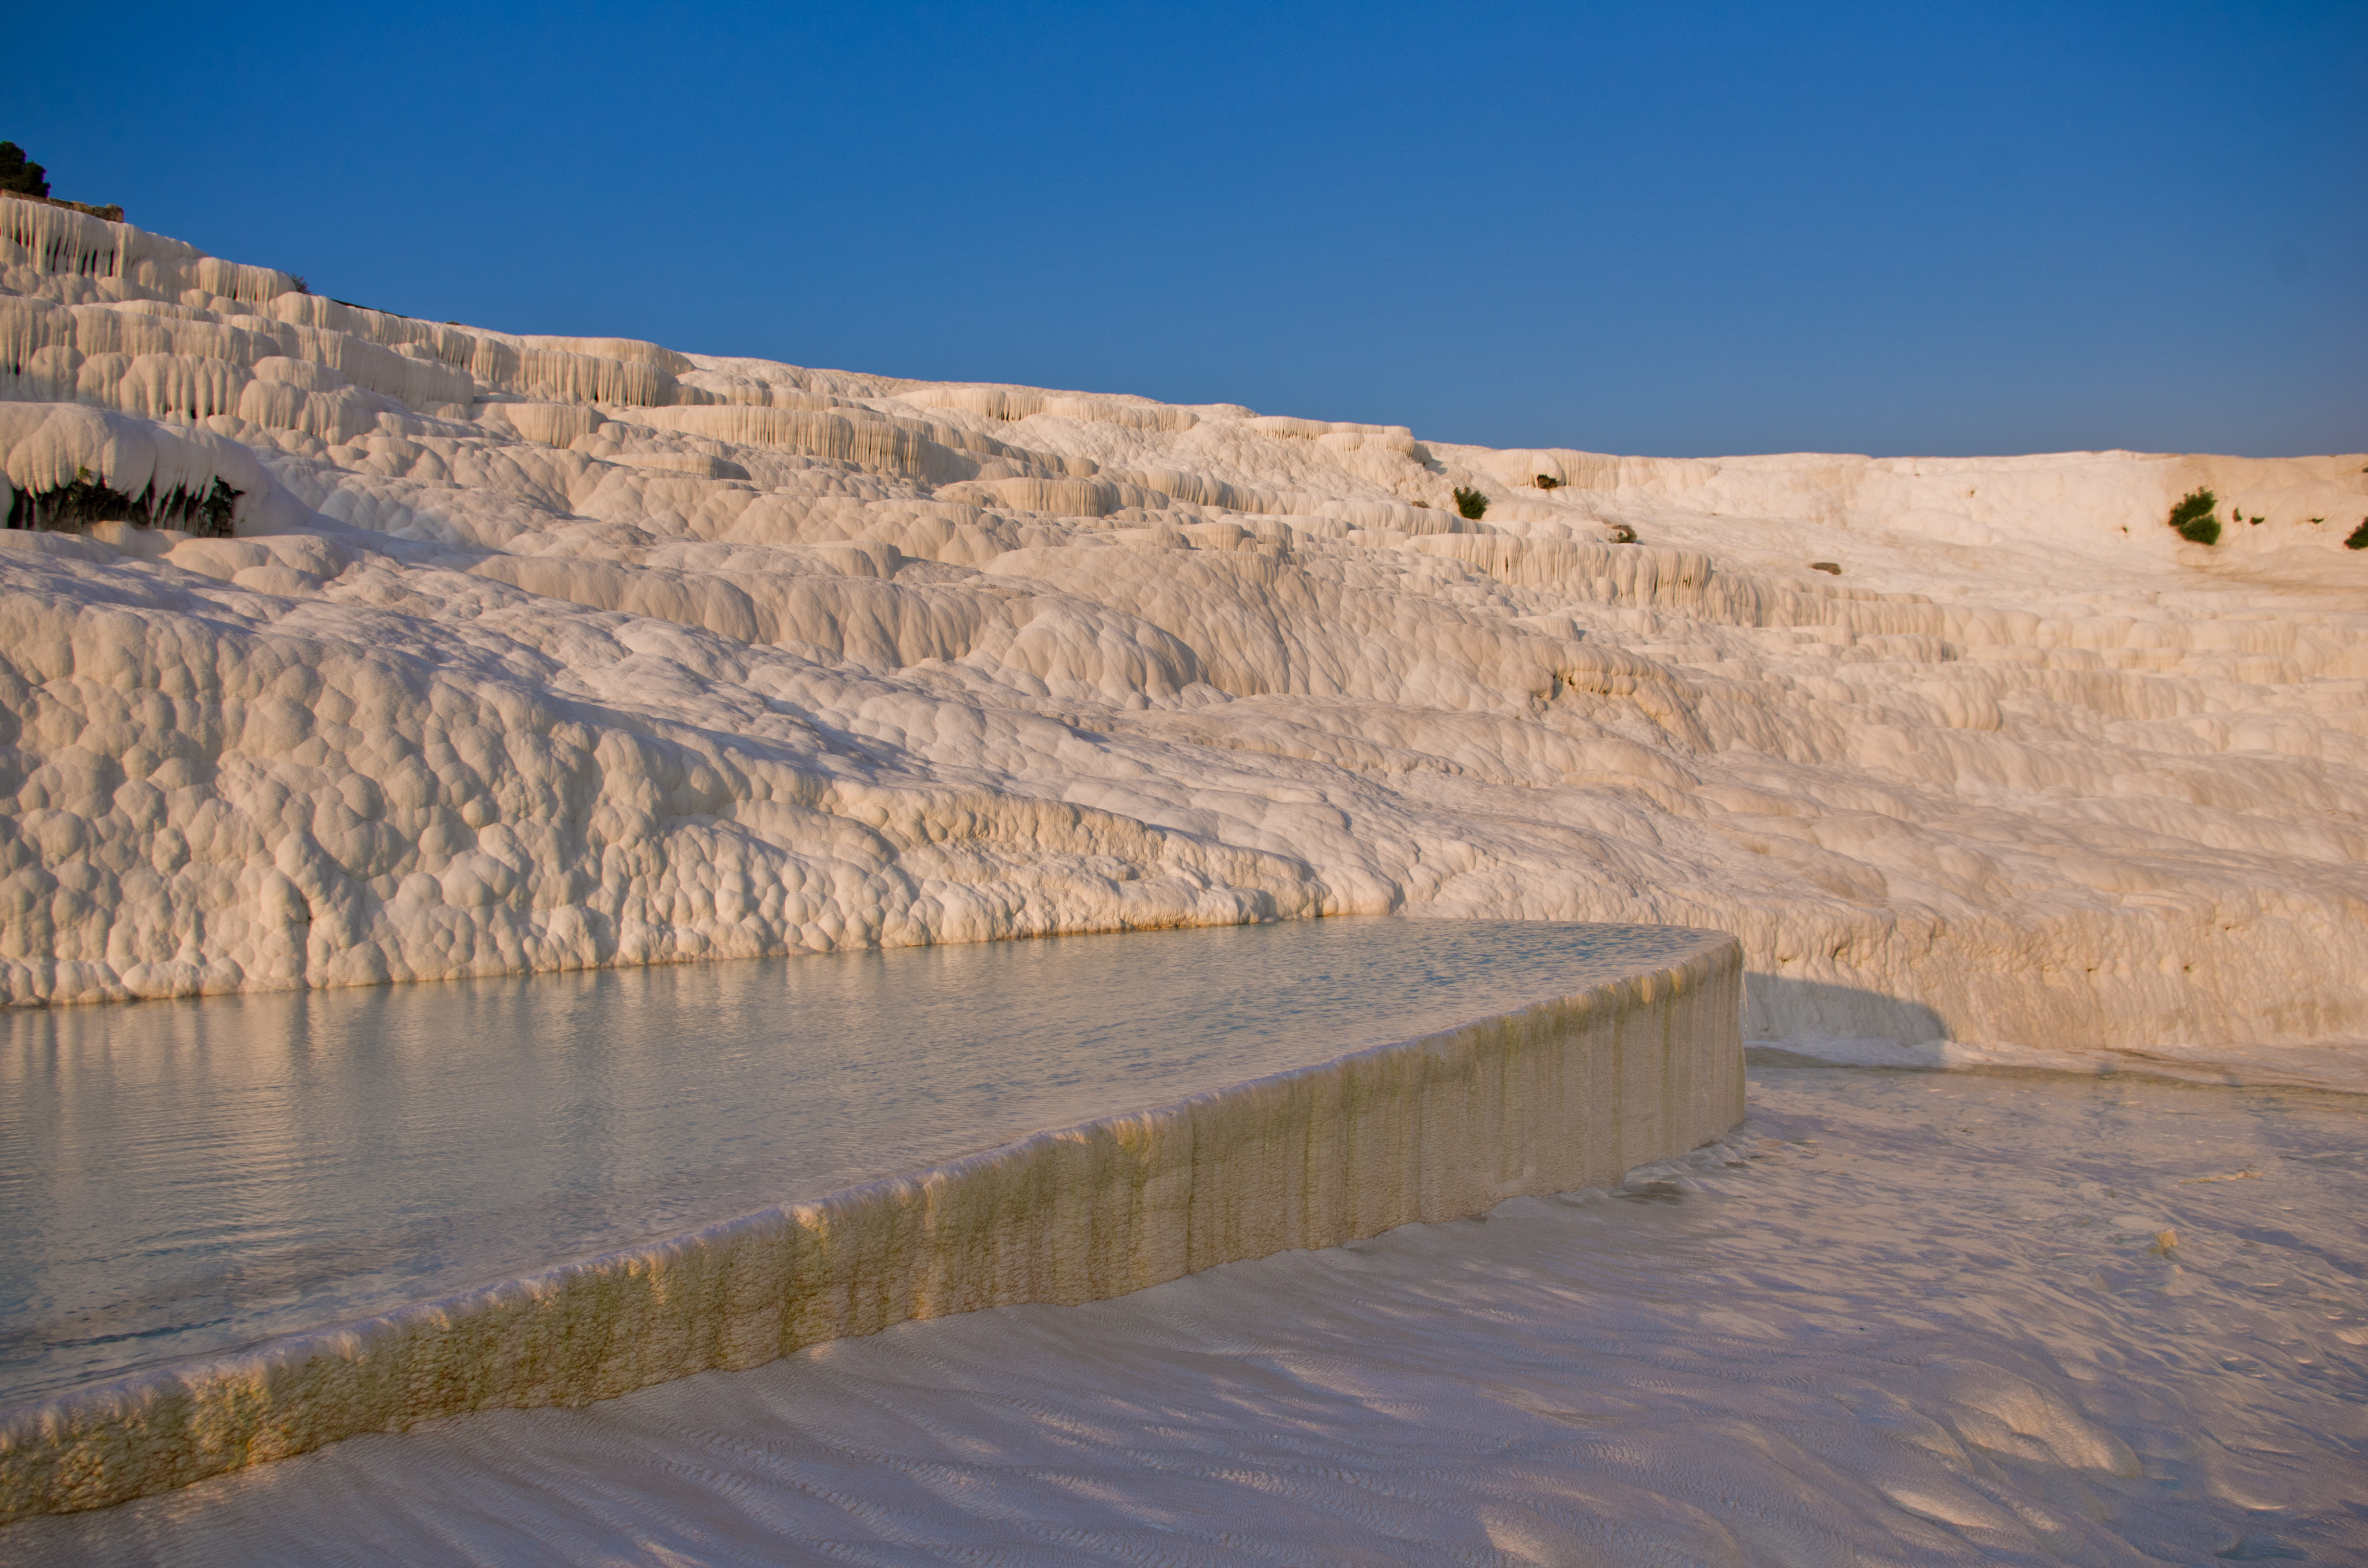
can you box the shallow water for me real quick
[7,1065,2358,1566]
[0,919,1707,1402]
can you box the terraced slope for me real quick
[3,193,2364,1074]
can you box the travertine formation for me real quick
[3,195,2365,1070]
[22,1064,2357,1564]
[0,935,1741,1519]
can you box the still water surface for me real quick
[0,919,1705,1402]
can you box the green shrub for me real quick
[0,141,47,198]
[3,466,239,537]
[1452,486,1489,520]
[1534,474,1562,490]
[2167,487,2220,545]
[5,467,135,532]
[2346,519,2368,551]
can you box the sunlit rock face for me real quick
[3,195,2364,1068]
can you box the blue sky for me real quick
[11,2,2363,456]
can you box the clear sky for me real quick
[11,2,2363,457]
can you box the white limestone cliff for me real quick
[3,194,2364,1076]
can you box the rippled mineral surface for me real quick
[8,1063,2359,1566]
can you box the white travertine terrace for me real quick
[0,935,1741,1519]
[1,195,2365,1077]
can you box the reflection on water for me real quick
[0,919,1709,1402]
[11,1067,2360,1565]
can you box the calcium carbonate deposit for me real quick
[9,1064,2361,1565]
[0,926,1738,1522]
[3,181,2368,1562]
[4,196,2365,1083]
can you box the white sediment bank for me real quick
[0,931,1740,1521]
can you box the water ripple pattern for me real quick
[4,1065,2356,1565]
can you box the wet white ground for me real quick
[6,1064,2360,1566]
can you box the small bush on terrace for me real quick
[4,466,240,537]
[1452,486,1489,521]
[2346,519,2368,550]
[2167,487,2221,546]
[0,141,49,198]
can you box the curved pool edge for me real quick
[0,930,1743,1522]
